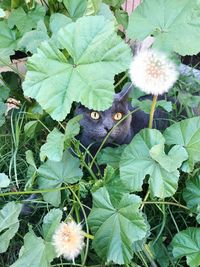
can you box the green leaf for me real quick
[22,16,131,121]
[42,208,63,242]
[25,150,37,169]
[183,175,200,212]
[127,0,200,56]
[38,150,82,206]
[24,120,38,139]
[40,116,81,162]
[114,9,128,29]
[0,21,17,62]
[97,145,126,168]
[102,167,131,206]
[63,0,87,19]
[88,187,147,264]
[0,172,10,188]
[0,202,22,253]
[49,13,72,34]
[8,5,46,34]
[40,128,65,162]
[18,20,49,54]
[132,99,172,114]
[120,129,188,198]
[164,117,200,172]
[10,227,55,267]
[85,0,102,15]
[0,84,10,101]
[171,227,200,267]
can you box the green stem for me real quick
[148,95,158,128]
[0,185,76,197]
[142,201,189,210]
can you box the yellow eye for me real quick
[113,112,123,121]
[90,111,100,120]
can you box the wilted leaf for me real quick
[172,227,200,267]
[22,16,131,121]
[10,228,55,267]
[127,0,200,55]
[164,117,200,172]
[88,187,147,264]
[38,150,82,206]
[120,129,188,198]
[0,202,22,253]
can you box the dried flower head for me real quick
[52,221,85,261]
[129,49,179,95]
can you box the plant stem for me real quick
[142,201,189,210]
[148,95,158,128]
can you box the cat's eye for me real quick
[90,111,100,120]
[113,112,123,121]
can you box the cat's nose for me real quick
[104,125,112,131]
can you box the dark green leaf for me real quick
[183,175,200,212]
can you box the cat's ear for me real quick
[115,83,132,102]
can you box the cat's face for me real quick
[75,86,132,147]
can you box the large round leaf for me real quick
[22,15,131,121]
[172,227,200,267]
[120,129,188,198]
[88,187,147,264]
[164,117,200,172]
[127,0,200,56]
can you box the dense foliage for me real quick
[0,0,200,266]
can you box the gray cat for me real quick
[75,85,168,152]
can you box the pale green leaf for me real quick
[10,228,55,267]
[120,129,187,198]
[103,0,125,7]
[172,227,200,267]
[127,0,200,56]
[132,99,172,114]
[42,208,63,242]
[40,128,65,162]
[183,175,200,212]
[18,20,49,53]
[38,150,82,206]
[0,173,10,188]
[49,13,72,34]
[88,187,147,264]
[25,150,37,169]
[22,16,131,121]
[164,117,200,172]
[8,5,46,34]
[0,202,22,253]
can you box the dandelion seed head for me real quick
[129,49,179,95]
[52,221,85,261]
